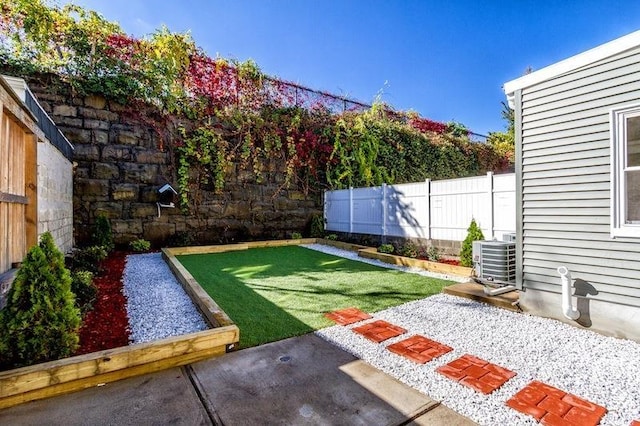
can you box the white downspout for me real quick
[557,266,580,320]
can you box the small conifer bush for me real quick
[0,232,81,370]
[92,214,114,252]
[460,218,485,267]
[309,215,324,238]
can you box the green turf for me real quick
[177,246,452,348]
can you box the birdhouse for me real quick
[156,184,178,217]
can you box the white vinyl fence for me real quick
[324,172,515,242]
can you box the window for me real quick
[611,104,640,238]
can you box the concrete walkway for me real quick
[0,334,475,425]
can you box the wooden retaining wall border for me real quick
[0,326,238,409]
[357,248,472,277]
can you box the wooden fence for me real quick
[0,77,38,275]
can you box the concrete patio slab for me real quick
[190,333,448,425]
[0,367,211,425]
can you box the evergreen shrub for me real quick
[309,215,324,238]
[92,215,114,252]
[460,219,485,267]
[71,270,97,314]
[0,232,81,370]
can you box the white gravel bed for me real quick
[316,294,640,425]
[301,243,469,282]
[123,252,208,344]
[303,244,640,425]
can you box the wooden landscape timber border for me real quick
[0,253,240,410]
[165,237,471,279]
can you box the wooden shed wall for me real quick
[0,83,38,274]
[518,45,640,307]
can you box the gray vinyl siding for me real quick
[519,45,640,307]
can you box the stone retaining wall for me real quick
[25,75,321,246]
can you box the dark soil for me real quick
[75,251,131,355]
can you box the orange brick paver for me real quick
[630,421,640,426]
[351,320,406,343]
[506,381,607,426]
[324,307,372,325]
[387,335,453,364]
[436,354,516,394]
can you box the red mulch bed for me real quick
[416,256,461,266]
[75,251,131,355]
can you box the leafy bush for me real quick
[398,241,419,258]
[309,215,324,238]
[69,245,108,273]
[460,219,484,267]
[427,246,441,262]
[0,232,81,370]
[291,232,302,240]
[325,234,338,241]
[71,270,97,314]
[378,244,394,254]
[92,215,114,252]
[167,231,194,247]
[129,239,151,252]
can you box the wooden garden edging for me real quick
[357,247,472,277]
[0,251,240,409]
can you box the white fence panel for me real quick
[324,189,351,232]
[493,173,516,240]
[430,175,491,241]
[352,187,383,235]
[385,181,430,238]
[324,173,515,242]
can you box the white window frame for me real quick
[610,103,640,238]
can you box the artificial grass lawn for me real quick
[177,246,452,348]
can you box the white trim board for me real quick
[503,30,640,103]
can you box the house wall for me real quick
[515,45,640,340]
[37,139,73,253]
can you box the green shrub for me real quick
[167,231,194,247]
[0,232,81,370]
[378,244,394,254]
[291,232,302,240]
[129,239,151,252]
[427,246,441,262]
[460,219,484,267]
[325,234,338,241]
[309,215,324,238]
[70,245,108,273]
[71,270,97,314]
[399,241,419,258]
[92,215,114,252]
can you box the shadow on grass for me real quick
[177,246,451,348]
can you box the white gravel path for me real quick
[304,245,640,426]
[123,252,208,344]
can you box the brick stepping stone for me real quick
[506,380,607,426]
[324,307,372,325]
[387,335,453,364]
[436,354,516,394]
[352,320,407,343]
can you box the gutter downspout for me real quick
[557,266,580,320]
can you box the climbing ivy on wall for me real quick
[1,0,514,212]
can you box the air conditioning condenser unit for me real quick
[472,240,517,296]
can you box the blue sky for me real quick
[65,0,640,135]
